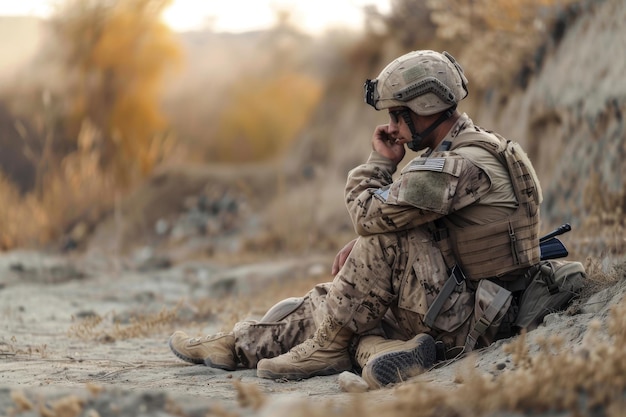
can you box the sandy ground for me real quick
[0,250,369,416]
[0,249,623,417]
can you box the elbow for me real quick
[354,223,374,236]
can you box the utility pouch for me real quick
[514,260,586,331]
[464,280,512,351]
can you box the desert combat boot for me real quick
[356,334,436,388]
[256,316,353,380]
[169,331,237,371]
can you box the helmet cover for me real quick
[365,50,468,116]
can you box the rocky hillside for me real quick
[479,0,625,253]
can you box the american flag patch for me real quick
[373,187,390,201]
[406,157,446,172]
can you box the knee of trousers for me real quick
[325,233,409,331]
[325,274,397,334]
[259,297,305,323]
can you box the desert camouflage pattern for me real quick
[232,114,524,366]
[371,50,468,116]
[232,228,476,367]
[233,283,336,367]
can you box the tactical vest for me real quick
[431,131,542,280]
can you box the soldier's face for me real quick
[387,107,413,146]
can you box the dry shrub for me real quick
[233,379,267,410]
[10,393,85,417]
[1,0,183,250]
[9,391,34,415]
[574,171,626,257]
[0,120,115,249]
[0,336,49,360]
[38,395,85,417]
[577,257,624,303]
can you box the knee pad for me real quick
[259,297,304,323]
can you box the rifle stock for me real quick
[539,237,569,260]
[538,223,571,260]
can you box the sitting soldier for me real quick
[169,50,543,389]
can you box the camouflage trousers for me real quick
[232,227,475,368]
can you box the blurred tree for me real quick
[49,0,182,184]
[212,72,322,163]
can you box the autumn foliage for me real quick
[1,0,182,249]
[212,72,322,163]
[50,0,182,183]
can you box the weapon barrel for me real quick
[539,223,572,243]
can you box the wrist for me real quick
[368,151,398,173]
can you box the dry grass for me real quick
[0,120,116,250]
[67,306,179,342]
[64,270,325,341]
[0,336,48,359]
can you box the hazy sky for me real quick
[0,0,390,34]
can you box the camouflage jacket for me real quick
[345,113,517,236]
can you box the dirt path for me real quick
[0,250,366,416]
[0,250,622,416]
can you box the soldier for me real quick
[168,50,542,389]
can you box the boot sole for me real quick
[169,339,236,370]
[256,366,346,380]
[204,358,236,371]
[363,334,436,388]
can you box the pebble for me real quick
[337,371,369,393]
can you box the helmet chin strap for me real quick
[402,106,457,152]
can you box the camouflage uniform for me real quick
[232,113,519,367]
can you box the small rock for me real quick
[581,288,612,314]
[337,371,369,392]
[75,310,98,319]
[543,312,562,327]
[155,219,170,235]
[9,263,25,272]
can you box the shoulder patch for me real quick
[404,157,445,172]
[401,155,463,177]
[386,155,468,214]
[373,186,391,202]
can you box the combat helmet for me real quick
[364,50,469,150]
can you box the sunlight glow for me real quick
[0,0,390,35]
[162,0,390,34]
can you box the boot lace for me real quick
[289,317,337,359]
[189,332,228,344]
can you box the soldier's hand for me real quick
[372,124,406,165]
[331,238,358,275]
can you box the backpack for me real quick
[514,259,587,331]
[463,259,586,352]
